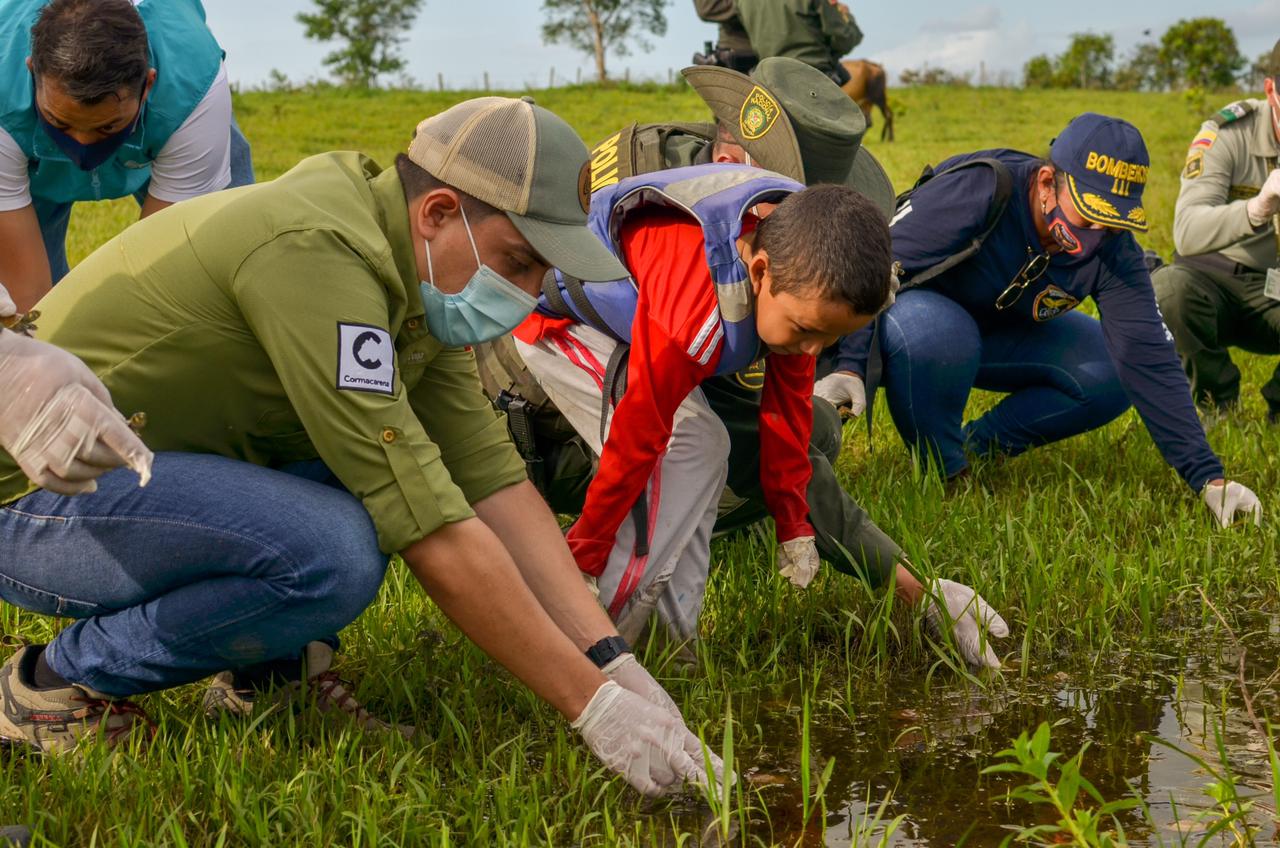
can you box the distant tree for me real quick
[541,0,669,82]
[1242,50,1276,90]
[1055,32,1114,89]
[296,0,425,88]
[1158,18,1245,90]
[899,65,971,87]
[1114,42,1167,91]
[1023,54,1055,89]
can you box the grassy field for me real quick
[3,85,1279,846]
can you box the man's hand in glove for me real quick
[603,653,729,783]
[922,578,1009,670]
[778,536,820,589]
[572,680,713,797]
[1246,169,1280,226]
[0,330,152,495]
[813,371,865,417]
[1202,479,1262,528]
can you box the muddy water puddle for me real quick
[660,619,1280,846]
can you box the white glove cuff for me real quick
[600,652,635,677]
[570,680,622,730]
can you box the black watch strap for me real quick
[585,635,631,669]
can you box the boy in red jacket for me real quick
[516,166,894,644]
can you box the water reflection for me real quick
[664,619,1279,846]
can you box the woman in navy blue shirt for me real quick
[836,113,1261,527]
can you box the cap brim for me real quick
[507,212,629,282]
[1065,174,1148,233]
[846,147,896,220]
[680,65,805,184]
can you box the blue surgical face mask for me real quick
[419,205,538,347]
[33,76,146,172]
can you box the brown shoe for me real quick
[203,642,414,739]
[0,646,152,753]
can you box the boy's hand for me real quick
[778,536,820,588]
[813,371,865,416]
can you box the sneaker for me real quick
[203,642,414,739]
[0,646,152,753]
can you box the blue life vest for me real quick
[540,163,803,376]
[0,0,224,204]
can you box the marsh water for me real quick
[661,616,1280,846]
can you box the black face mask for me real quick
[33,75,147,172]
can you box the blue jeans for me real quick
[37,118,255,283]
[0,453,387,697]
[879,289,1132,478]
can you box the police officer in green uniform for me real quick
[693,0,758,73]
[1152,39,1280,422]
[484,59,1009,670]
[0,96,724,797]
[735,0,862,86]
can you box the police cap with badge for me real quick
[681,57,896,218]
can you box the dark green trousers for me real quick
[540,368,903,588]
[1152,260,1280,416]
[701,372,902,587]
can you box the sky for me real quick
[205,0,1280,89]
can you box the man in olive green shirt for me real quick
[0,96,721,797]
[736,0,862,85]
[1153,39,1280,421]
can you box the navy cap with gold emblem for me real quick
[1050,113,1150,233]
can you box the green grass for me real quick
[5,85,1279,846]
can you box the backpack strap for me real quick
[863,157,1014,443]
[897,157,1014,290]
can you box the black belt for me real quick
[1173,252,1266,277]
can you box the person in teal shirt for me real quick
[0,0,254,311]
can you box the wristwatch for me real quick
[584,635,630,668]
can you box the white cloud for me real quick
[918,4,1002,35]
[874,12,1038,84]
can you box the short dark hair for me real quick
[30,0,149,105]
[757,184,892,316]
[394,153,500,223]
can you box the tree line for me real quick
[1024,18,1272,91]
[294,0,667,89]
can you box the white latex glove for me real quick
[0,285,15,319]
[571,680,711,797]
[0,331,153,495]
[1202,480,1262,528]
[922,579,1010,670]
[813,371,866,416]
[1246,169,1280,226]
[777,535,820,589]
[603,653,729,784]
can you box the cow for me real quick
[841,59,894,142]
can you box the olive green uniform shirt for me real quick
[693,0,752,54]
[1174,98,1280,272]
[735,0,862,74]
[0,152,527,554]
